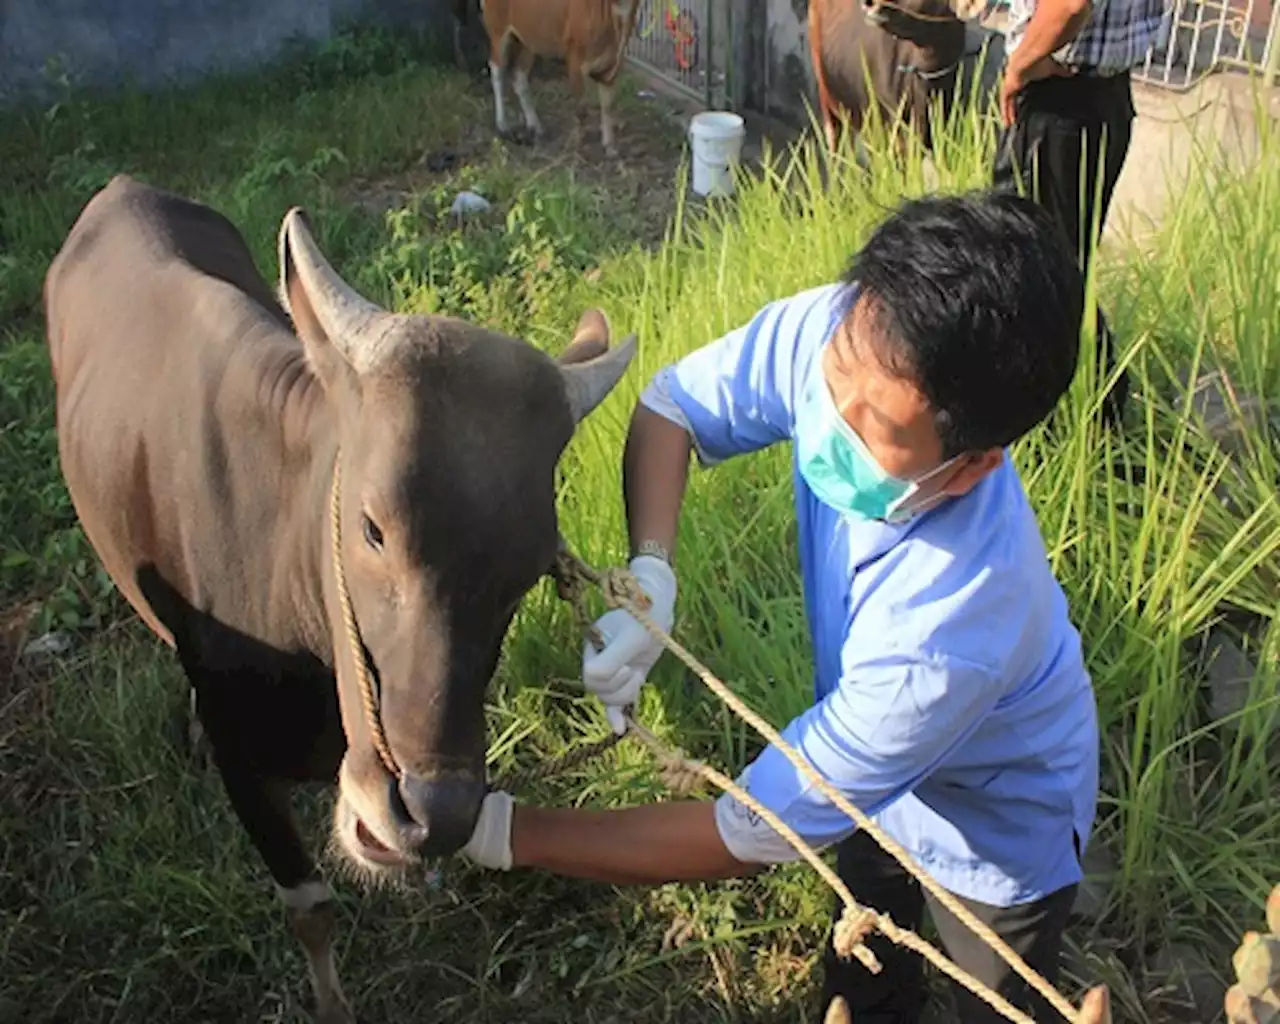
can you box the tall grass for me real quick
[2,28,1278,1022]
[497,71,1280,985]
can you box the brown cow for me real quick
[809,0,969,154]
[481,0,641,155]
[43,174,635,1023]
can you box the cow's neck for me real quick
[235,332,342,663]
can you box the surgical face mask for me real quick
[794,357,963,524]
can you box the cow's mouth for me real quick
[334,789,413,871]
[354,816,408,865]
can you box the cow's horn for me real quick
[560,333,637,424]
[279,207,390,372]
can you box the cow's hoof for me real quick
[498,126,537,147]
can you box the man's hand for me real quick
[459,791,515,870]
[1000,55,1076,126]
[582,554,677,734]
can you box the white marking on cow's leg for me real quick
[490,61,510,134]
[277,880,354,1024]
[276,878,332,911]
[598,80,618,156]
[513,66,543,138]
[186,687,213,768]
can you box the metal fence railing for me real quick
[625,0,731,108]
[1136,0,1279,90]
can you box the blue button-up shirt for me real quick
[641,282,1099,908]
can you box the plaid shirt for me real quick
[1005,0,1168,75]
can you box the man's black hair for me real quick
[841,189,1085,458]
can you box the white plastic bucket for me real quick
[688,111,745,198]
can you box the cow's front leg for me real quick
[598,78,618,156]
[489,59,511,136]
[280,877,354,1024]
[214,753,354,1024]
[823,110,840,154]
[512,51,544,142]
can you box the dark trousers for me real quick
[991,71,1137,429]
[818,830,1078,1023]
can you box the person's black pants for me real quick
[991,71,1136,429]
[818,830,1078,1022]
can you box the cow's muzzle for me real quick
[391,770,487,858]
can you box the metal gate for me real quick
[1135,0,1280,90]
[625,0,734,108]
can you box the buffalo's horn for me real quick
[560,332,637,424]
[278,207,392,373]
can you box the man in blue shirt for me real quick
[459,190,1100,1023]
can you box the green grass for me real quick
[3,25,1279,1024]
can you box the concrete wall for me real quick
[0,0,454,108]
[758,0,818,127]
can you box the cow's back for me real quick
[43,175,310,652]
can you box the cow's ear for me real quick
[277,208,374,393]
[558,308,637,425]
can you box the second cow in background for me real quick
[481,0,641,156]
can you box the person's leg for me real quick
[819,829,929,1023]
[991,75,1133,429]
[1084,75,1136,425]
[925,882,1078,1023]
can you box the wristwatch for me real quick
[633,538,672,565]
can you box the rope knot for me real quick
[656,752,707,796]
[599,567,653,614]
[833,906,882,973]
[552,550,590,601]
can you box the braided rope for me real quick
[324,456,1090,1023]
[550,549,1084,1024]
[330,456,401,780]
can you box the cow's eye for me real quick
[362,513,384,552]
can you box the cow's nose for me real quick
[393,771,486,857]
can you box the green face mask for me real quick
[794,358,962,524]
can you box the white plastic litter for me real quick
[450,190,492,217]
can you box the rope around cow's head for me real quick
[330,453,402,780]
[327,448,1108,1023]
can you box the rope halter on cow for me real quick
[325,444,1107,1023]
[329,453,402,780]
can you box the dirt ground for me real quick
[336,57,803,252]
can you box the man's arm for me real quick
[622,402,692,562]
[464,650,1000,882]
[1010,0,1093,72]
[1000,0,1094,125]
[510,799,762,885]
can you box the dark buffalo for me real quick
[43,174,635,1023]
[809,0,969,154]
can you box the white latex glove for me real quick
[582,554,677,734]
[459,791,514,870]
